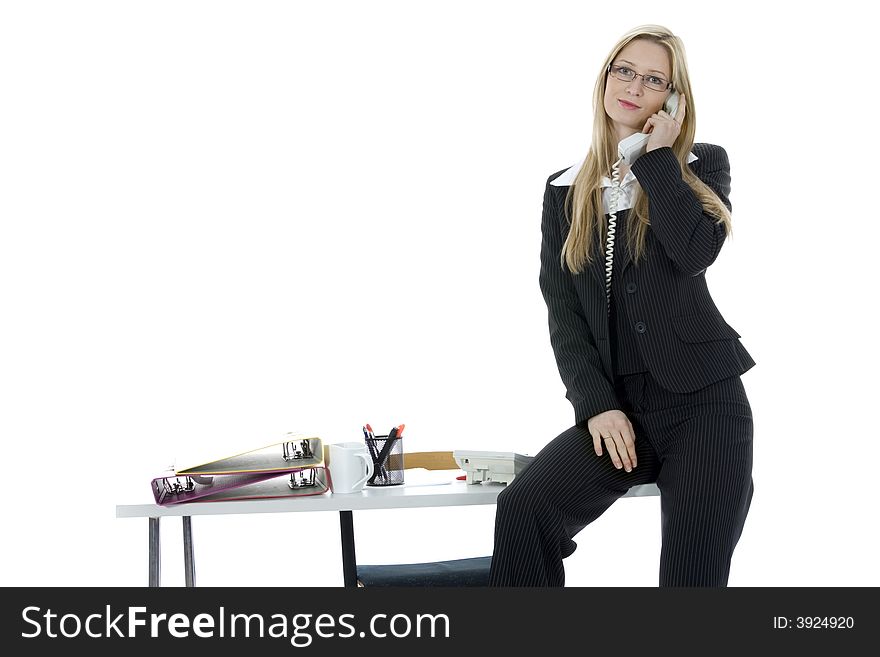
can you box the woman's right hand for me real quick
[587,410,637,472]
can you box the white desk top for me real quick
[116,471,659,519]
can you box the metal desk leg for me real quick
[339,510,358,588]
[182,516,196,587]
[149,517,161,587]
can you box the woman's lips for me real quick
[618,99,640,110]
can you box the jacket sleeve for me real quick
[629,144,732,276]
[538,175,620,425]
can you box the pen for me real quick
[364,423,380,478]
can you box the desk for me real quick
[116,478,660,587]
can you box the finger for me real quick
[615,430,634,472]
[590,429,603,457]
[675,95,686,122]
[624,430,637,470]
[607,433,631,471]
[604,436,622,469]
[657,111,679,125]
[627,422,638,469]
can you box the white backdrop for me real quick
[2,0,878,587]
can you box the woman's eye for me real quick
[618,67,631,74]
[647,76,662,84]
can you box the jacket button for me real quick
[635,321,646,333]
[626,282,637,293]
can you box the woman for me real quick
[488,25,756,587]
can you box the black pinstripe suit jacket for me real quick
[539,142,756,425]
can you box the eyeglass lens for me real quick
[611,65,668,91]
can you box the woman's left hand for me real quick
[644,94,686,152]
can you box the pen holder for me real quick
[365,434,404,486]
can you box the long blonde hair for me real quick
[561,24,732,275]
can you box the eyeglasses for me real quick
[606,63,672,92]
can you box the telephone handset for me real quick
[603,90,681,314]
[617,90,681,166]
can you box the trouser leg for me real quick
[648,376,755,586]
[489,418,660,587]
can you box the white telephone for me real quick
[617,90,681,166]
[604,90,681,313]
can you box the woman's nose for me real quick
[625,79,643,95]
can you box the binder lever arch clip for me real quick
[282,439,314,461]
[158,475,195,497]
[288,469,318,489]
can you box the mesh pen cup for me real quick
[365,434,404,486]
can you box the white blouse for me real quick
[550,151,699,215]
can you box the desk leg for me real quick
[149,517,161,587]
[339,511,358,588]
[182,516,196,587]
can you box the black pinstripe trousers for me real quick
[488,371,754,586]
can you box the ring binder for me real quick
[150,433,331,505]
[151,470,284,506]
[175,434,324,476]
[184,467,330,502]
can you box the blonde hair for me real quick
[561,24,732,275]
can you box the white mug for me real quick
[327,442,374,494]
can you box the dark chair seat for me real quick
[356,556,492,587]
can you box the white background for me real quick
[2,0,877,587]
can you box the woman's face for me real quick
[603,39,673,142]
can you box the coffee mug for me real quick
[327,442,374,494]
